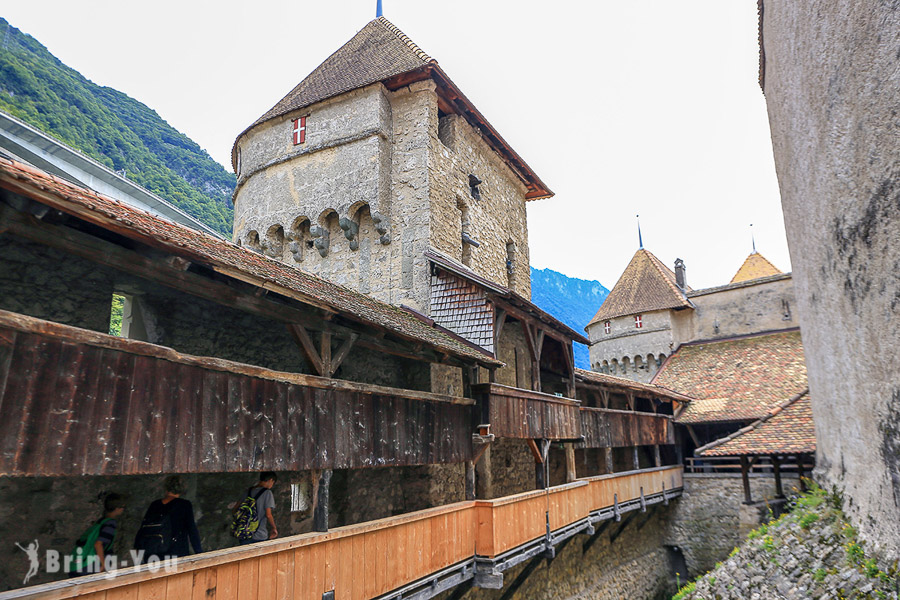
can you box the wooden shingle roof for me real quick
[249,18,432,130]
[652,330,807,424]
[730,252,782,283]
[696,390,815,456]
[232,17,552,200]
[587,249,692,326]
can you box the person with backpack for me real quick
[231,472,278,545]
[134,475,203,562]
[66,492,126,577]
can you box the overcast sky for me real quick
[4,1,788,289]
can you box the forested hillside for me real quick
[0,18,235,235]
[529,267,609,369]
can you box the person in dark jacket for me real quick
[135,475,202,560]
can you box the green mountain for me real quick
[0,18,235,235]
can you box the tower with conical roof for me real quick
[586,246,798,383]
[231,17,551,314]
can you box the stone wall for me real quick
[762,0,900,559]
[446,503,679,600]
[0,237,114,334]
[587,309,674,383]
[666,473,801,577]
[687,276,797,341]
[429,112,531,299]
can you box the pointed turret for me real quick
[587,248,693,326]
[730,252,782,284]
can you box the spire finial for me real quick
[637,214,643,249]
[750,223,756,253]
[376,0,383,17]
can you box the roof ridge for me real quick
[643,248,692,297]
[694,388,809,455]
[374,17,434,63]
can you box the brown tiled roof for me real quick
[730,252,782,283]
[249,18,432,130]
[232,18,552,201]
[587,249,693,326]
[0,156,502,368]
[652,330,807,424]
[575,368,693,404]
[696,390,815,456]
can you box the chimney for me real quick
[675,258,687,290]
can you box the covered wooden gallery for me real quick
[0,154,681,592]
[695,389,816,504]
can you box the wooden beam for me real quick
[685,424,702,448]
[313,469,332,532]
[494,308,507,352]
[0,207,475,369]
[740,456,753,504]
[465,460,476,500]
[565,443,576,483]
[772,455,784,498]
[329,333,358,377]
[288,324,325,376]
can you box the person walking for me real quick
[234,472,278,545]
[134,475,202,562]
[67,492,126,577]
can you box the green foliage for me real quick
[813,568,826,582]
[672,580,696,600]
[798,511,820,530]
[846,541,865,564]
[0,18,235,235]
[748,523,768,540]
[762,535,776,553]
[109,293,124,336]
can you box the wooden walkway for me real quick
[1,467,682,600]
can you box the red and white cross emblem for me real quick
[634,315,643,329]
[292,117,306,145]
[604,321,611,334]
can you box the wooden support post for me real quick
[654,444,662,468]
[604,447,614,474]
[475,445,493,499]
[633,446,640,471]
[314,469,332,532]
[772,455,784,498]
[465,460,476,500]
[529,438,550,490]
[685,424,702,448]
[565,443,576,483]
[740,456,753,505]
[797,456,807,491]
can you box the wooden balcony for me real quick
[0,466,683,600]
[579,406,675,448]
[0,310,473,477]
[471,383,582,440]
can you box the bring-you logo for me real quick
[16,540,178,585]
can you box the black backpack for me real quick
[135,501,175,559]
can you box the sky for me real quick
[3,1,789,290]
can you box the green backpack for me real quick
[231,488,265,541]
[67,518,113,573]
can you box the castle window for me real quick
[634,315,643,329]
[468,174,482,201]
[292,116,307,145]
[604,321,611,334]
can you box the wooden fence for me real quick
[472,383,582,440]
[0,311,473,477]
[1,467,682,600]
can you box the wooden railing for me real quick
[585,465,683,510]
[475,481,591,557]
[2,467,683,600]
[472,383,582,440]
[684,456,814,474]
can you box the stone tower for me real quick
[231,18,551,315]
